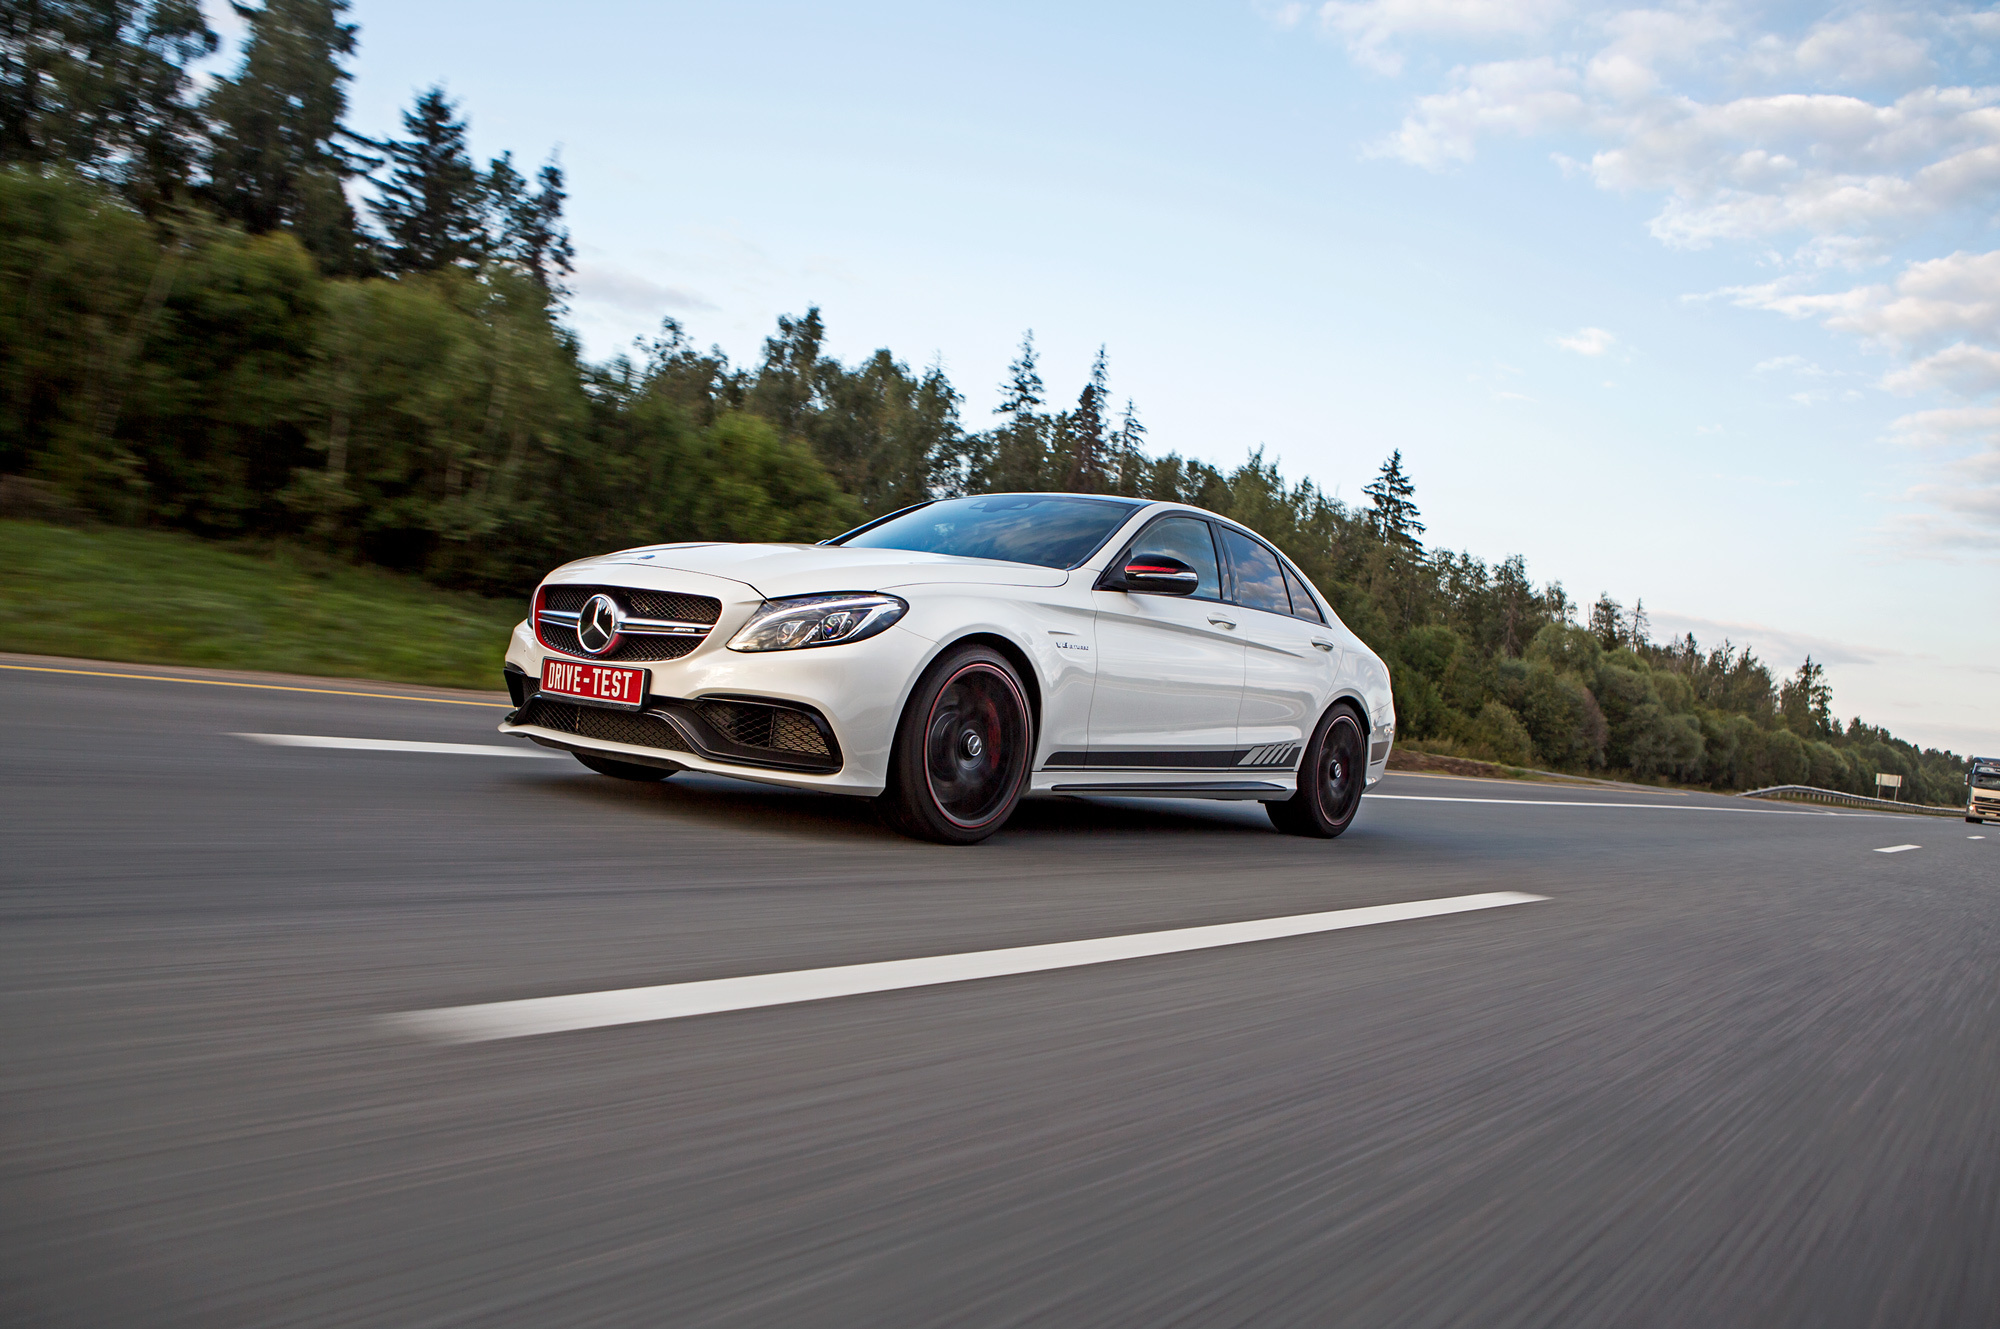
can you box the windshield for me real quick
[1974,767,2000,788]
[834,494,1140,569]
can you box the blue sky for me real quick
[209,1,2000,753]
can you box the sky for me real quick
[208,0,2000,754]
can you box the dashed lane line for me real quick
[234,733,560,758]
[388,891,1548,1043]
[1874,844,1922,854]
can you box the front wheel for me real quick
[1267,704,1368,838]
[878,644,1034,844]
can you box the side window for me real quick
[1282,563,1324,624]
[1126,516,1222,600]
[1219,528,1290,616]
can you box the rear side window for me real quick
[1219,528,1290,616]
[1281,563,1324,623]
[1125,516,1223,600]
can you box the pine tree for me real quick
[486,149,572,303]
[0,0,217,212]
[1626,597,1650,650]
[1589,594,1623,649]
[201,0,370,272]
[370,86,486,274]
[994,330,1043,422]
[981,330,1046,492]
[1063,344,1108,491]
[748,306,825,432]
[1363,449,1424,550]
[1108,397,1147,495]
[1780,657,1833,738]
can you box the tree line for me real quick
[0,0,1974,803]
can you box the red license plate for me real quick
[540,657,649,710]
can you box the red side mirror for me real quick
[1117,554,1200,595]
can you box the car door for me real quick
[1082,515,1246,768]
[1217,526,1338,766]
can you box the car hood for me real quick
[580,542,1072,596]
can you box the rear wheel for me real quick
[575,752,673,782]
[1267,704,1368,838]
[878,644,1033,844]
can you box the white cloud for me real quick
[1724,249,2000,360]
[1884,344,2000,397]
[1362,14,2000,249]
[1368,57,1587,165]
[1317,0,1567,74]
[1887,404,2000,448]
[570,262,717,316]
[1759,12,1934,85]
[1882,406,2000,558]
[1555,325,1616,354]
[1754,354,1828,375]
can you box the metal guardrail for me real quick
[1740,784,1966,817]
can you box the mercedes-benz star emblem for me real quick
[577,593,622,655]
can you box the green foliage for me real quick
[370,87,485,274]
[1458,700,1534,767]
[1508,663,1607,769]
[1363,449,1423,549]
[0,0,217,213]
[199,0,369,272]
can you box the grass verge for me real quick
[0,520,521,689]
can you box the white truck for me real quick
[1970,757,2000,824]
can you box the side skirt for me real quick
[1045,780,1291,801]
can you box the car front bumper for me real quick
[500,616,935,795]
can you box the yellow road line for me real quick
[0,662,511,708]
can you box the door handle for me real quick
[1207,615,1237,630]
[1312,638,1336,652]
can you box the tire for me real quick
[575,751,673,782]
[878,643,1034,844]
[1267,703,1368,838]
[1972,815,1985,824]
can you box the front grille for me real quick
[538,583,722,663]
[540,626,700,662]
[542,584,719,623]
[515,697,691,752]
[693,699,831,757]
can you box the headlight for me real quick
[727,592,908,652]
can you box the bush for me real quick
[1457,701,1535,767]
[1512,663,1608,770]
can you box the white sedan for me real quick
[498,493,1396,843]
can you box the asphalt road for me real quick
[2,657,1995,1328]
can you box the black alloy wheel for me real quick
[574,751,673,782]
[1267,703,1368,838]
[880,644,1033,844]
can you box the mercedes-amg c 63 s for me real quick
[498,493,1396,843]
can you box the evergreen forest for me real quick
[0,0,1976,803]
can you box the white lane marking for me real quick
[1367,793,1899,818]
[1874,844,1921,854]
[389,891,1547,1043]
[1972,835,1987,840]
[234,733,561,758]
